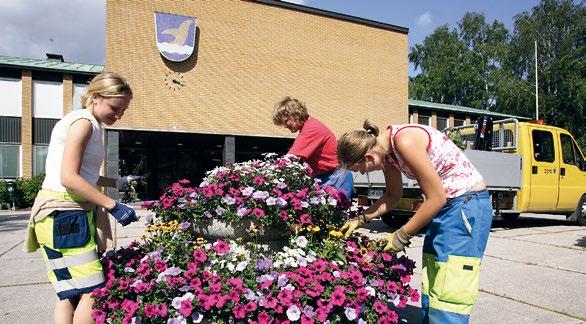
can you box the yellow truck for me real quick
[353,118,586,225]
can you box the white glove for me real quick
[116,175,142,190]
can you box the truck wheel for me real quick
[501,213,520,221]
[577,196,586,226]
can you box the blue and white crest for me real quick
[154,12,197,62]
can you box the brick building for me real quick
[103,0,409,197]
[0,54,101,180]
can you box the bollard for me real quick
[6,181,16,211]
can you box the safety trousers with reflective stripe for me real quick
[421,190,492,324]
[35,208,105,300]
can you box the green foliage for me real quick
[0,181,8,209]
[409,0,585,149]
[0,174,45,209]
[15,174,45,208]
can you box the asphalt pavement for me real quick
[1,209,585,323]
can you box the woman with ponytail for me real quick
[338,120,491,324]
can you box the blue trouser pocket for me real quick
[53,210,90,249]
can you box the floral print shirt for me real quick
[385,124,483,198]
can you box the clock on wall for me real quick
[164,71,186,91]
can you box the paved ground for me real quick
[1,210,585,323]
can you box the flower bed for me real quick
[92,155,419,323]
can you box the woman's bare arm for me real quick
[60,119,117,210]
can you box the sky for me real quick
[0,0,542,76]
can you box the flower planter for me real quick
[191,218,289,251]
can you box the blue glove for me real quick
[108,202,138,226]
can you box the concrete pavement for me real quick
[1,210,585,323]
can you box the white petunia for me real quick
[265,197,276,206]
[222,196,236,205]
[345,307,357,321]
[365,286,376,297]
[275,197,288,207]
[241,187,254,196]
[295,236,308,248]
[286,305,301,321]
[236,260,248,271]
[252,190,270,199]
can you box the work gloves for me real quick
[108,201,138,226]
[340,214,368,238]
[383,227,414,253]
[116,175,143,191]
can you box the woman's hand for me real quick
[340,214,367,237]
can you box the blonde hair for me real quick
[272,96,310,126]
[81,72,133,109]
[337,120,380,167]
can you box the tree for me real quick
[409,0,585,146]
[409,13,510,109]
[495,0,585,144]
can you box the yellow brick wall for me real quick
[63,74,73,115]
[106,0,408,139]
[21,70,32,178]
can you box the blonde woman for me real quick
[273,96,353,199]
[25,72,139,324]
[338,120,491,324]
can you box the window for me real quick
[560,134,576,165]
[0,78,22,117]
[436,117,448,131]
[0,145,20,179]
[33,145,49,176]
[418,115,430,126]
[454,119,465,127]
[73,83,87,110]
[33,80,63,118]
[532,130,555,162]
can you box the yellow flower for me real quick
[308,225,321,233]
[329,230,343,239]
[196,237,206,244]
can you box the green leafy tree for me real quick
[495,0,585,144]
[410,13,510,109]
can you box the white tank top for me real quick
[385,124,483,198]
[42,110,104,192]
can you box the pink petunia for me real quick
[155,303,167,317]
[330,287,346,306]
[373,300,389,314]
[179,299,193,317]
[277,289,294,307]
[252,208,265,218]
[381,252,393,262]
[262,295,278,309]
[143,304,157,317]
[257,311,271,324]
[299,213,312,224]
[91,309,106,324]
[410,288,420,302]
[227,277,244,290]
[279,210,289,221]
[244,300,258,312]
[212,240,230,255]
[233,303,246,319]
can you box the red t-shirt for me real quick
[288,117,339,177]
